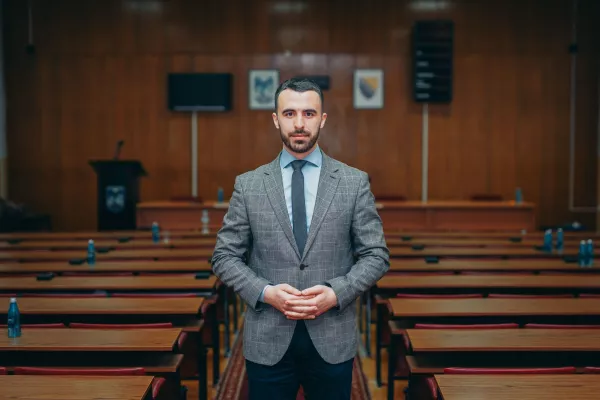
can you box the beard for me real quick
[279,126,320,154]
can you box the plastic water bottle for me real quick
[7,298,21,338]
[87,239,96,265]
[217,187,224,203]
[555,228,564,251]
[543,229,553,252]
[587,239,594,266]
[579,240,587,267]
[151,222,160,243]
[201,210,210,234]
[515,187,523,204]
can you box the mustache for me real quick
[290,129,309,135]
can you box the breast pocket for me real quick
[323,207,351,222]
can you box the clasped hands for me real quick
[264,284,338,320]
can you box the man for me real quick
[211,78,389,399]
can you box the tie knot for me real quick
[291,160,307,171]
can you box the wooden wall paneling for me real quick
[164,55,194,200]
[3,0,599,231]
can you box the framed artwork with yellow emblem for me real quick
[353,69,384,109]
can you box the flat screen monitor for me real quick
[168,73,233,111]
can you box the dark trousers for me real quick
[245,321,354,400]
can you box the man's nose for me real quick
[293,115,304,130]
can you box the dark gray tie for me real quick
[291,160,308,256]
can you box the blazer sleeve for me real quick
[211,175,272,312]
[325,172,390,311]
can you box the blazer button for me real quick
[299,264,307,270]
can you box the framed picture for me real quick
[353,69,384,109]
[249,69,280,110]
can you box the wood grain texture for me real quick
[0,260,210,273]
[0,375,153,400]
[1,297,204,315]
[0,328,180,351]
[389,298,600,317]
[407,328,600,351]
[0,275,217,291]
[3,0,598,230]
[378,274,600,289]
[435,374,600,400]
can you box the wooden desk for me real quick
[406,328,600,352]
[0,238,218,251]
[137,201,229,230]
[386,237,579,249]
[384,230,597,240]
[0,327,181,351]
[388,298,600,319]
[0,248,214,262]
[434,374,600,400]
[375,200,536,231]
[389,259,597,273]
[0,328,206,400]
[1,297,204,316]
[136,200,536,231]
[0,297,205,330]
[0,375,154,400]
[377,274,600,293]
[0,275,218,292]
[386,247,574,259]
[0,229,221,242]
[0,260,211,274]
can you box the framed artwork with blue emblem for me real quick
[353,69,384,109]
[249,69,280,110]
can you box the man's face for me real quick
[272,89,327,156]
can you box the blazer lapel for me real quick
[263,155,301,259]
[302,153,340,261]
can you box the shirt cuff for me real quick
[259,284,272,302]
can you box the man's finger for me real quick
[285,298,317,307]
[301,285,326,297]
[284,311,316,320]
[280,284,302,296]
[285,305,318,314]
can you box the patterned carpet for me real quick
[214,324,372,400]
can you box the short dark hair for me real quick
[274,77,324,112]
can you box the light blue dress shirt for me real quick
[258,146,323,302]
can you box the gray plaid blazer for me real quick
[211,150,390,366]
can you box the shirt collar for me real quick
[280,145,322,169]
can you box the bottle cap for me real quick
[88,239,94,244]
[10,297,16,303]
[588,239,593,244]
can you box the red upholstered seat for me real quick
[488,293,573,298]
[414,323,519,329]
[524,323,600,329]
[20,293,107,298]
[396,293,482,298]
[110,292,199,297]
[443,367,576,374]
[69,322,173,329]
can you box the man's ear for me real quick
[272,112,280,129]
[320,113,327,129]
